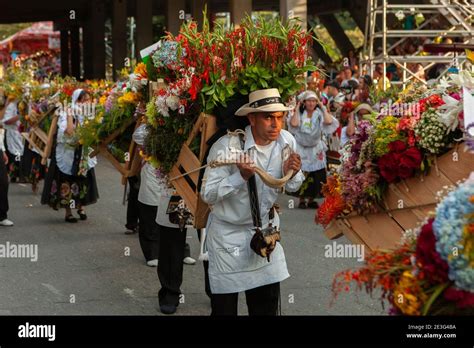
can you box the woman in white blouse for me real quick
[41,89,99,222]
[0,96,25,182]
[287,90,339,209]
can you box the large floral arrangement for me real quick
[75,64,147,161]
[317,71,474,226]
[142,14,316,172]
[332,176,474,315]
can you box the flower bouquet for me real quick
[332,175,474,315]
[319,71,474,250]
[76,64,147,164]
[142,13,316,175]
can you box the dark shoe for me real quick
[160,304,177,315]
[298,201,307,209]
[77,210,87,220]
[125,225,138,235]
[307,201,319,209]
[65,215,78,223]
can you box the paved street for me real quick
[0,158,385,316]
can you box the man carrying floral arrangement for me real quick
[201,88,304,315]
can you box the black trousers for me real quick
[126,175,140,229]
[197,229,212,299]
[158,225,187,307]
[137,202,160,261]
[211,282,281,316]
[0,150,9,220]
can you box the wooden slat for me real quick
[199,114,217,162]
[99,145,128,176]
[169,144,201,215]
[437,148,474,184]
[324,220,343,240]
[90,118,136,158]
[346,213,404,250]
[185,114,204,147]
[336,219,369,249]
[41,115,58,165]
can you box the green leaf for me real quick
[422,283,450,315]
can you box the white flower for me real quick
[437,94,462,132]
[155,95,169,117]
[395,10,405,21]
[448,70,474,89]
[166,95,180,111]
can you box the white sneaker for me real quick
[146,259,158,267]
[183,256,196,265]
[0,219,14,226]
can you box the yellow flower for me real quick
[99,95,107,106]
[393,271,428,316]
[118,91,138,105]
[134,62,148,78]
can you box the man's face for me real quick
[328,86,339,97]
[344,68,352,80]
[248,111,285,143]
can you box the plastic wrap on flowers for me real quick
[132,123,149,146]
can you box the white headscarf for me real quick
[71,88,84,106]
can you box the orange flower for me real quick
[134,62,148,78]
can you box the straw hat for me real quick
[235,88,292,116]
[302,90,319,101]
[353,103,373,114]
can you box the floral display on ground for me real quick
[316,71,474,227]
[332,175,474,315]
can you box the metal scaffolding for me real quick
[363,0,474,89]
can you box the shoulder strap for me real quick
[238,133,262,228]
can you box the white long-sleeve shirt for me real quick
[200,125,304,294]
[0,129,5,152]
[2,101,24,157]
[55,110,97,175]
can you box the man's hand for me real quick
[2,152,8,165]
[283,153,301,177]
[236,154,255,181]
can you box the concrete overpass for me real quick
[1,0,371,80]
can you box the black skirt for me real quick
[41,150,99,210]
[21,146,46,185]
[5,149,22,181]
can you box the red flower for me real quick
[416,218,449,284]
[419,94,445,113]
[378,154,399,183]
[378,141,422,183]
[316,195,345,227]
[444,287,474,308]
[388,140,407,153]
[202,69,210,84]
[188,75,201,101]
[400,146,422,168]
